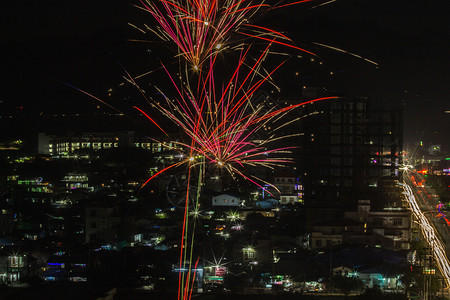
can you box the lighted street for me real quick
[406,172,450,251]
[402,173,450,288]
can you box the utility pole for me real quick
[329,241,332,294]
[423,244,433,300]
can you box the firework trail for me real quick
[137,47,337,190]
[313,42,379,66]
[134,0,317,69]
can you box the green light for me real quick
[446,158,450,161]
[155,212,167,219]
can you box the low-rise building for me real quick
[345,200,411,251]
[85,201,121,243]
[310,200,411,251]
[273,173,303,205]
[0,248,28,284]
[212,194,241,207]
[38,131,180,156]
[310,218,363,250]
[280,195,300,205]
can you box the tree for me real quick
[399,266,442,298]
[332,275,364,295]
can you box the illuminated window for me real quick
[243,248,256,261]
[9,256,24,268]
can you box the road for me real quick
[403,171,450,286]
[405,172,450,250]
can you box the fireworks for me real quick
[135,0,317,69]
[136,46,337,191]
[136,0,263,68]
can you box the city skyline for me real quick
[1,1,450,298]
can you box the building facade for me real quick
[294,97,403,208]
[38,131,180,156]
[212,194,241,207]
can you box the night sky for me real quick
[1,0,449,149]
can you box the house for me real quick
[273,173,303,205]
[232,239,273,265]
[273,173,296,195]
[357,265,402,290]
[332,265,357,277]
[85,200,121,243]
[0,247,29,284]
[315,247,406,292]
[345,200,411,251]
[310,218,363,250]
[279,195,299,205]
[309,200,411,251]
[211,194,241,207]
[332,264,402,291]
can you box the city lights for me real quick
[401,181,450,287]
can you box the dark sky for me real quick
[1,0,449,149]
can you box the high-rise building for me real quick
[293,97,403,209]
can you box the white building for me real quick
[61,173,90,190]
[212,194,241,207]
[345,200,411,251]
[310,200,411,251]
[280,195,300,205]
[274,174,296,195]
[38,131,179,156]
[273,173,303,204]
